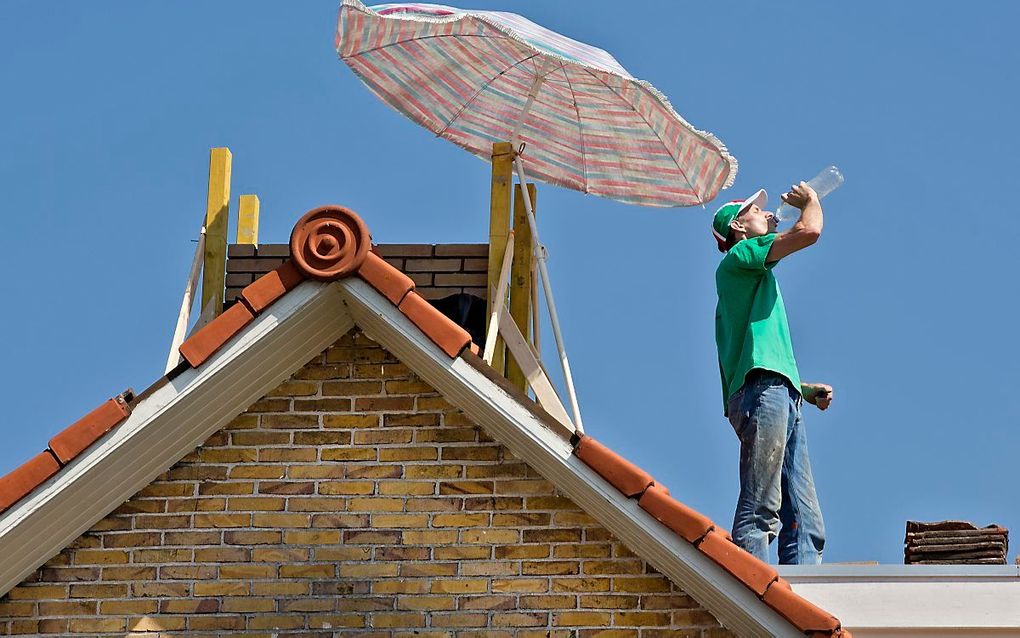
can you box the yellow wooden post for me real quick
[488,142,514,375]
[236,194,260,245]
[507,183,535,392]
[201,147,232,318]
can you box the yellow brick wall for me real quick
[0,330,734,637]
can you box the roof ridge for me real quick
[0,205,476,517]
[572,433,852,637]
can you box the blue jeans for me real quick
[727,371,825,564]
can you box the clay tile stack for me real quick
[905,520,1009,565]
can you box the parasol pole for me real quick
[512,154,583,433]
[507,58,583,432]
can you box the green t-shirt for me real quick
[715,234,801,414]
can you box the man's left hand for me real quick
[802,383,833,411]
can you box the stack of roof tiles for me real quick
[904,520,1009,565]
[572,435,853,637]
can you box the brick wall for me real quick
[225,244,488,308]
[0,331,732,637]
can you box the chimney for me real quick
[225,242,489,343]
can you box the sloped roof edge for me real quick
[0,281,353,595]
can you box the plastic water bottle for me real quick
[774,165,844,223]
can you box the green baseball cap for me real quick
[711,189,767,251]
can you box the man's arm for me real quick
[766,181,823,263]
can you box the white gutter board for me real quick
[0,281,352,597]
[782,564,1020,636]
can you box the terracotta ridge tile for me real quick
[397,291,472,358]
[241,260,307,314]
[357,250,415,305]
[49,395,132,465]
[179,301,257,368]
[638,483,715,543]
[289,205,371,281]
[762,577,841,633]
[572,435,654,498]
[0,450,61,514]
[696,529,779,598]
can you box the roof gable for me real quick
[0,205,849,637]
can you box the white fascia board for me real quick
[337,278,800,638]
[0,281,353,597]
[781,564,1020,634]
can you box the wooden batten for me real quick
[202,147,232,318]
[237,194,260,245]
[507,183,535,392]
[483,232,515,366]
[487,142,514,375]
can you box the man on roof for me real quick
[712,182,832,565]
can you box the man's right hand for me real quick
[780,181,819,210]
[766,181,824,263]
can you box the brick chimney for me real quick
[225,243,489,342]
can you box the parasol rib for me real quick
[558,63,589,194]
[581,68,702,203]
[340,33,519,60]
[344,34,540,141]
[437,52,540,138]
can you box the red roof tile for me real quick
[357,251,415,305]
[48,396,131,465]
[179,301,256,368]
[241,261,306,313]
[289,205,371,281]
[698,529,779,597]
[398,291,471,358]
[0,451,60,514]
[638,483,715,543]
[763,578,841,633]
[574,435,654,498]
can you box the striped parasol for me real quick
[336,0,737,207]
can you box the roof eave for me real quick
[782,564,1020,634]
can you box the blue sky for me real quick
[1,1,1017,565]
